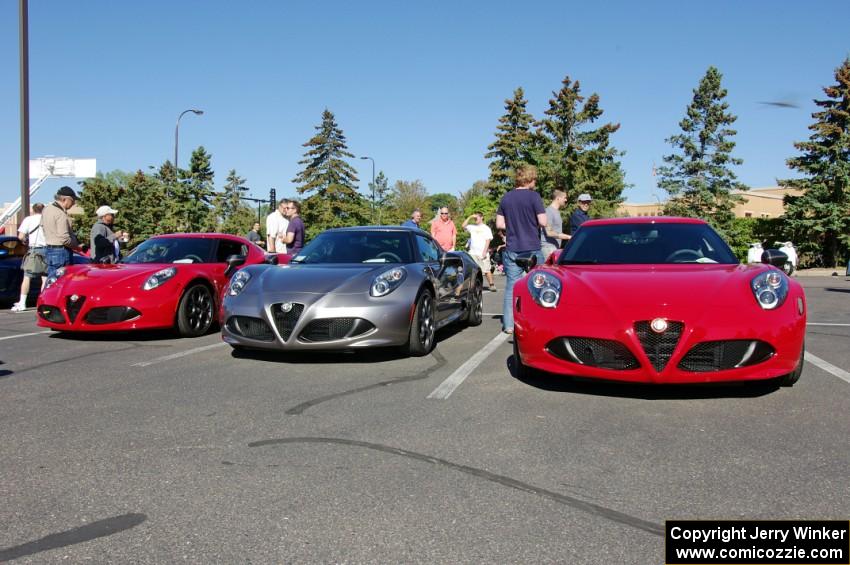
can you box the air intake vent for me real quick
[299,318,375,342]
[678,340,775,372]
[271,303,304,342]
[634,320,683,372]
[547,337,639,370]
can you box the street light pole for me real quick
[360,156,375,224]
[18,0,30,225]
[174,109,204,169]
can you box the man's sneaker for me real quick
[489,287,498,292]
[10,302,26,313]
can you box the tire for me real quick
[513,337,534,380]
[464,279,483,327]
[779,341,804,387]
[406,289,436,357]
[176,283,214,337]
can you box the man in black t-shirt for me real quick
[282,200,305,256]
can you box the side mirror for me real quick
[761,249,788,268]
[224,254,247,277]
[264,253,279,265]
[515,253,538,273]
[545,250,562,265]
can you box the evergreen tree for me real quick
[210,169,253,235]
[76,171,132,243]
[536,75,627,204]
[177,146,214,231]
[372,171,391,225]
[292,109,367,237]
[780,59,850,268]
[658,66,745,234]
[120,170,169,243]
[485,87,535,199]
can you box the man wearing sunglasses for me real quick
[431,207,457,252]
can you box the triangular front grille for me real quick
[634,321,683,372]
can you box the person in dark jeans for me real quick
[41,186,79,279]
[496,165,547,334]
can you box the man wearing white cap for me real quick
[91,205,120,263]
[569,193,593,235]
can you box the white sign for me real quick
[29,157,96,179]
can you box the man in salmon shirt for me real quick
[430,206,457,251]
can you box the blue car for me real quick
[0,236,89,307]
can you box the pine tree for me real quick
[210,169,253,234]
[780,59,850,268]
[537,76,627,205]
[658,66,746,234]
[76,171,132,243]
[485,87,535,199]
[179,146,214,231]
[120,170,169,242]
[372,171,391,225]
[292,109,367,237]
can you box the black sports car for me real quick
[0,236,89,307]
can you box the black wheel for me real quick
[407,289,436,356]
[176,283,214,337]
[464,279,483,326]
[512,337,533,379]
[779,341,804,387]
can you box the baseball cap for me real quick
[578,193,592,202]
[57,186,78,200]
[96,205,118,217]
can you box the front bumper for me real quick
[221,290,413,351]
[514,303,807,384]
[36,291,177,332]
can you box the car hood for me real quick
[552,263,768,319]
[50,263,184,294]
[253,263,395,294]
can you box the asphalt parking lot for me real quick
[1,276,848,563]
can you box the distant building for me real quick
[1,201,84,235]
[618,186,804,219]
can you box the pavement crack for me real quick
[284,349,448,415]
[247,436,663,537]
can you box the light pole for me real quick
[360,156,375,224]
[174,109,204,168]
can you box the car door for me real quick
[414,234,461,323]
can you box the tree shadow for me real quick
[506,355,781,400]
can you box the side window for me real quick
[216,240,247,263]
[416,235,440,263]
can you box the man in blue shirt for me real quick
[496,165,547,334]
[401,209,422,230]
[569,193,593,235]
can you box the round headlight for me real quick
[532,273,547,288]
[758,290,778,307]
[766,271,782,287]
[540,289,559,307]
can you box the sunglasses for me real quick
[440,212,449,215]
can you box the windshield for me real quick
[560,223,738,265]
[122,237,216,264]
[291,231,414,264]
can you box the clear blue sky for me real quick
[1,0,848,210]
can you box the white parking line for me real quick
[0,330,51,341]
[805,352,850,384]
[807,323,850,327]
[132,342,227,367]
[427,332,509,400]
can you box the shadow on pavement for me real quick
[824,287,850,294]
[505,355,781,400]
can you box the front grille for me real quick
[226,316,275,342]
[678,340,775,372]
[634,320,684,372]
[38,305,65,324]
[299,318,376,342]
[65,295,86,323]
[85,306,141,325]
[547,337,639,370]
[271,303,304,342]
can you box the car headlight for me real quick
[751,270,788,310]
[142,267,177,291]
[371,266,407,297]
[527,271,561,308]
[43,266,66,290]
[228,270,252,296]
